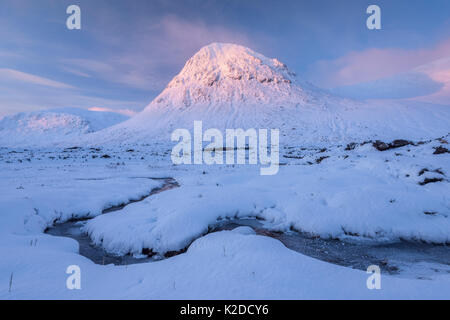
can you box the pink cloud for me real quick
[308,38,450,88]
[0,68,74,89]
[66,15,253,91]
[88,107,136,117]
[411,57,450,105]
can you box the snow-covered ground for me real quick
[85,141,450,256]
[0,134,449,299]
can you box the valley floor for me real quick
[0,136,449,299]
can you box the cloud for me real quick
[88,107,136,117]
[61,15,252,91]
[0,83,145,118]
[411,57,450,104]
[307,38,450,88]
[60,67,92,78]
[330,72,444,100]
[306,37,450,104]
[331,56,450,104]
[0,68,74,89]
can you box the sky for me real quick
[0,0,449,118]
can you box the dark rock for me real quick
[391,139,410,148]
[141,248,156,257]
[345,143,357,151]
[373,140,390,151]
[373,139,412,151]
[419,178,444,186]
[433,146,450,155]
[316,156,329,164]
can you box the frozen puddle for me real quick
[47,179,450,279]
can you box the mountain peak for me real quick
[166,42,297,90]
[146,43,305,111]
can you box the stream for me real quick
[46,177,450,279]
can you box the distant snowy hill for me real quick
[0,108,128,147]
[88,43,450,146]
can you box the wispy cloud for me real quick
[308,37,450,104]
[0,68,74,89]
[0,83,144,118]
[412,57,450,104]
[60,67,92,78]
[88,107,136,117]
[307,38,450,88]
[61,15,253,91]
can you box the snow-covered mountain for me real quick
[5,43,448,148]
[89,43,449,146]
[0,108,128,147]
